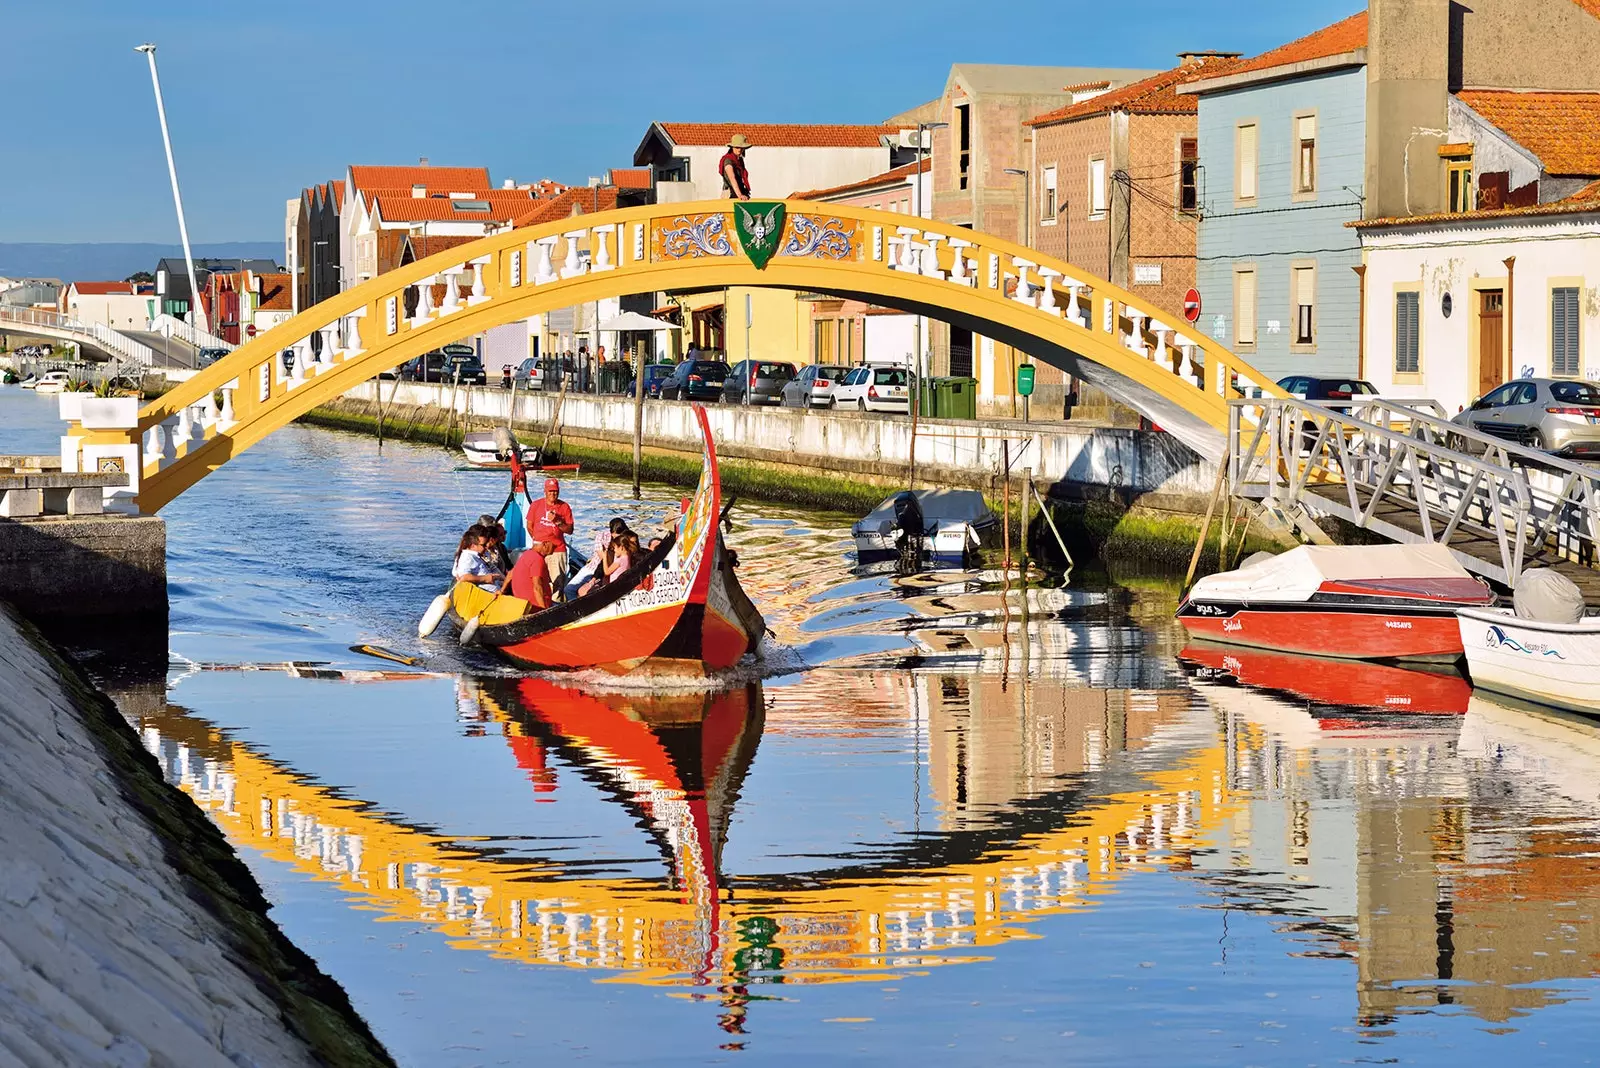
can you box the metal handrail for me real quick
[0,305,157,366]
[1226,396,1600,584]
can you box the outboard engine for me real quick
[492,425,519,462]
[890,491,925,573]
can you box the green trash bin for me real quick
[933,376,978,420]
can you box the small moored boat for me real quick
[460,428,541,468]
[852,489,997,567]
[444,406,764,675]
[1177,543,1494,660]
[1458,568,1600,713]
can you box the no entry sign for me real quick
[1183,288,1202,323]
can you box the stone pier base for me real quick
[0,514,167,624]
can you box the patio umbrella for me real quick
[598,310,681,332]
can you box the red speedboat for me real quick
[1177,544,1493,661]
[446,406,764,675]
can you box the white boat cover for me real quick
[1513,568,1585,624]
[853,489,992,536]
[1188,543,1473,605]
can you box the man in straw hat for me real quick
[720,133,753,201]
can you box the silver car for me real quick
[781,363,850,408]
[1452,377,1600,456]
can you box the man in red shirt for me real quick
[526,477,574,593]
[720,133,752,200]
[508,540,554,609]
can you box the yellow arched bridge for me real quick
[64,199,1286,513]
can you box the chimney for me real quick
[1365,0,1452,219]
[502,178,515,189]
[418,156,429,167]
[412,184,426,198]
[1177,50,1242,67]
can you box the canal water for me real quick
[8,385,1600,1066]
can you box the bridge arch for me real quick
[69,199,1283,512]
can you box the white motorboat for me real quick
[31,370,71,394]
[852,489,998,567]
[1457,606,1600,713]
[460,429,540,468]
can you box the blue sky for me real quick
[3,0,1360,244]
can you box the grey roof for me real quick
[949,63,1160,96]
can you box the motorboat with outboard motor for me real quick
[852,488,997,567]
[1458,568,1600,713]
[1177,543,1494,660]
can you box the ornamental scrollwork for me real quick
[780,215,857,260]
[654,214,735,259]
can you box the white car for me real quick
[830,365,909,413]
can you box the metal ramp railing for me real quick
[1227,396,1600,589]
[0,305,158,366]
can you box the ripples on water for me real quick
[8,388,1600,1065]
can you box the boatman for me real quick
[527,477,574,594]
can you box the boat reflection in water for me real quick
[1180,641,1473,718]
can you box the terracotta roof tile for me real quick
[1215,11,1366,81]
[1573,0,1600,17]
[1351,179,1600,228]
[376,230,408,274]
[69,281,139,295]
[1028,55,1244,126]
[1061,79,1112,93]
[405,234,481,260]
[372,189,537,223]
[790,158,929,200]
[349,164,492,193]
[1456,90,1600,176]
[608,167,652,189]
[657,122,900,148]
[255,273,292,311]
[512,186,620,228]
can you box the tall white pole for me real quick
[136,43,208,334]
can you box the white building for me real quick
[1356,184,1600,414]
[633,122,909,202]
[58,282,155,331]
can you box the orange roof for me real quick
[1028,55,1244,126]
[657,122,899,148]
[1061,79,1112,94]
[405,234,482,260]
[512,186,620,228]
[348,165,491,193]
[256,273,292,311]
[376,230,409,274]
[372,190,536,223]
[790,158,929,200]
[608,167,652,189]
[1456,90,1600,176]
[1213,11,1366,82]
[1351,178,1600,229]
[69,281,138,295]
[1574,0,1600,16]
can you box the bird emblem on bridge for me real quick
[734,202,786,270]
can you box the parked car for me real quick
[197,347,229,365]
[643,363,675,399]
[781,364,851,408]
[722,360,795,406]
[400,346,486,384]
[1451,378,1600,457]
[830,365,910,413]
[659,359,729,401]
[1276,375,1379,412]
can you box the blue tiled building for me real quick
[1184,13,1368,384]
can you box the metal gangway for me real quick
[1227,396,1600,596]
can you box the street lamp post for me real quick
[135,43,207,335]
[913,120,948,400]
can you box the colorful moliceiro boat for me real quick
[446,406,764,675]
[1177,543,1494,660]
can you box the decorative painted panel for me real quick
[652,213,735,260]
[779,214,859,261]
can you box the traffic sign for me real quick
[1016,363,1035,397]
[1183,288,1202,323]
[246,323,257,337]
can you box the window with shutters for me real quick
[1089,158,1107,218]
[1291,264,1316,348]
[1236,122,1258,204]
[1179,137,1199,213]
[1234,266,1258,348]
[1293,112,1317,198]
[1395,290,1421,376]
[1552,286,1581,377]
[1041,166,1058,223]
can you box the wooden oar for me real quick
[349,644,421,666]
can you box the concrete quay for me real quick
[0,602,392,1066]
[338,380,1220,513]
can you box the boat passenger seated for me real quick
[579,531,639,597]
[452,524,504,590]
[507,540,555,610]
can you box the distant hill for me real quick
[0,242,283,283]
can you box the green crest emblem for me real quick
[734,201,786,269]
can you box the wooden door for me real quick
[1478,290,1505,397]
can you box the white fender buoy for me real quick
[458,617,481,647]
[418,594,450,638]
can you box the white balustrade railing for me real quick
[147,313,237,354]
[0,304,158,365]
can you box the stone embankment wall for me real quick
[336,380,1220,511]
[0,603,392,1067]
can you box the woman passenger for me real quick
[452,525,504,589]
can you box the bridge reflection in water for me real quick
[134,663,1600,1032]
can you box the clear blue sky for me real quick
[2,0,1360,244]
